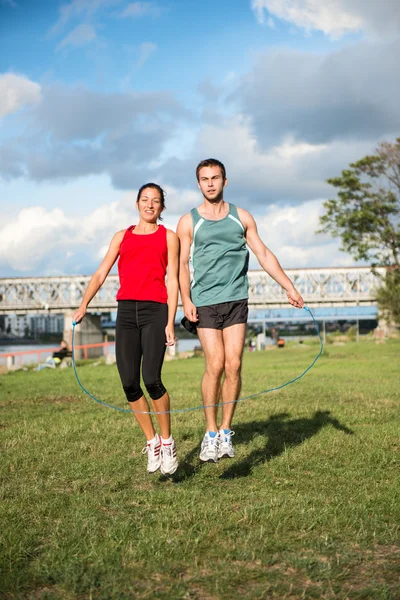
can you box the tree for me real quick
[375,270,400,326]
[318,138,400,325]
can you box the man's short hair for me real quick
[196,158,226,181]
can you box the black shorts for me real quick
[197,299,248,330]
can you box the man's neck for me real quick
[198,198,228,219]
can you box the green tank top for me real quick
[190,203,249,307]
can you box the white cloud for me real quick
[57,24,97,51]
[251,0,363,38]
[251,0,400,39]
[188,115,332,202]
[50,0,121,35]
[136,42,157,68]
[120,1,161,18]
[0,73,41,119]
[0,200,134,274]
[254,200,354,268]
[0,207,74,271]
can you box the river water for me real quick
[0,338,202,365]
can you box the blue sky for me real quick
[1,0,399,276]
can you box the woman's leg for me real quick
[116,302,155,441]
[140,303,171,439]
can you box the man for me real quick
[177,158,304,463]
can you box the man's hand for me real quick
[286,288,304,309]
[183,300,198,322]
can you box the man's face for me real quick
[197,166,226,203]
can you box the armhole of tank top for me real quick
[190,209,204,265]
[227,204,245,232]
[123,225,134,239]
[160,224,168,247]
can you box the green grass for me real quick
[1,339,399,599]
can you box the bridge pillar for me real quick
[63,311,104,359]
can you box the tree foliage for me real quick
[319,138,400,268]
[319,138,400,325]
[375,271,400,326]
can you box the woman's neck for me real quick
[135,220,158,234]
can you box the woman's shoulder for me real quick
[115,226,133,239]
[165,227,179,247]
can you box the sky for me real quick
[1,0,399,277]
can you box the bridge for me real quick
[0,267,385,351]
[0,267,385,314]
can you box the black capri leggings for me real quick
[116,300,168,403]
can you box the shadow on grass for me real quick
[220,410,354,479]
[171,410,354,482]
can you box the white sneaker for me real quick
[142,434,161,473]
[218,429,235,459]
[199,432,220,463]
[160,439,178,475]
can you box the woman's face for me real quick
[136,187,164,222]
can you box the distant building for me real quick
[4,314,64,337]
[30,314,64,336]
[4,314,30,337]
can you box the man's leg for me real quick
[197,328,225,432]
[220,323,246,431]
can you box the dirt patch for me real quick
[341,544,400,591]
[42,395,82,405]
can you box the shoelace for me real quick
[222,431,235,443]
[141,442,160,454]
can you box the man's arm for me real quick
[176,213,198,321]
[238,209,304,309]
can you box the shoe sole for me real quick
[147,460,161,473]
[160,465,178,475]
[200,456,218,463]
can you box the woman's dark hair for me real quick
[136,183,166,220]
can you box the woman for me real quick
[72,183,179,475]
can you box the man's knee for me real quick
[224,356,242,378]
[205,358,224,380]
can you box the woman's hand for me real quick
[72,305,87,325]
[165,325,176,346]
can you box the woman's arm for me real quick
[165,229,180,346]
[72,230,125,323]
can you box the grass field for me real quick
[1,339,399,599]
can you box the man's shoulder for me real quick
[177,211,194,234]
[236,206,254,225]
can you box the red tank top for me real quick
[116,225,168,303]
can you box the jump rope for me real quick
[71,305,323,415]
